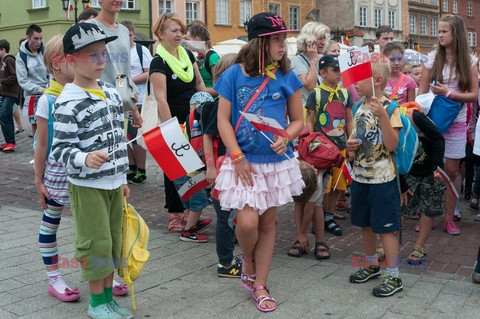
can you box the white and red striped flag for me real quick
[177,172,210,201]
[240,112,292,140]
[142,117,204,181]
[339,46,372,87]
[65,0,73,20]
[437,167,459,200]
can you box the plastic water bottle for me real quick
[192,119,201,137]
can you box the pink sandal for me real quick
[48,285,80,302]
[168,213,185,233]
[252,285,276,312]
[241,256,256,291]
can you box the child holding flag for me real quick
[52,23,132,319]
[34,35,79,302]
[173,91,214,243]
[306,55,353,234]
[346,58,404,297]
[214,12,304,312]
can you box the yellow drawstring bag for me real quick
[119,197,150,310]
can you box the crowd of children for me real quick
[1,6,479,318]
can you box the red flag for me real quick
[142,117,204,181]
[177,172,210,201]
[339,46,372,87]
[342,161,353,184]
[65,0,73,20]
[84,1,91,9]
[344,35,350,46]
[240,112,293,140]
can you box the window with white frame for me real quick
[410,15,417,34]
[359,7,367,27]
[453,0,457,13]
[468,3,473,16]
[431,17,437,36]
[158,0,173,14]
[240,1,251,26]
[469,32,477,47]
[32,0,46,8]
[420,16,427,35]
[186,2,199,24]
[388,10,396,29]
[268,3,280,16]
[216,0,229,24]
[431,0,437,5]
[374,8,383,28]
[289,6,299,30]
[420,0,427,3]
[122,0,135,9]
[91,0,135,9]
[443,0,448,12]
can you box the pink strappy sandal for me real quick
[241,256,256,291]
[252,285,276,312]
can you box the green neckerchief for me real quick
[43,79,64,97]
[319,83,342,102]
[156,43,194,83]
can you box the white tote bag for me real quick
[137,81,160,150]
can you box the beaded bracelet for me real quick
[230,149,243,160]
[232,154,245,164]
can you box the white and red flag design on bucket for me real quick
[177,172,210,201]
[240,112,292,140]
[142,117,204,181]
[339,46,372,87]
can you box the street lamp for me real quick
[61,0,90,23]
[243,16,250,32]
[404,38,418,50]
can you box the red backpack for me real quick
[297,127,344,171]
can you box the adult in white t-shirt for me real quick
[121,20,153,185]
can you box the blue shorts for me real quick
[350,179,401,234]
[173,175,209,212]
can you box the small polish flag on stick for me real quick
[240,112,293,140]
[436,167,459,200]
[177,172,210,201]
[140,117,204,181]
[339,46,373,88]
[65,0,73,20]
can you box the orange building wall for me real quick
[207,0,317,45]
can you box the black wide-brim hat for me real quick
[247,12,299,41]
[63,22,118,54]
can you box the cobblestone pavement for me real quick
[1,116,480,318]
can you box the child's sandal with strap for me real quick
[252,286,276,313]
[241,256,256,291]
[407,245,428,265]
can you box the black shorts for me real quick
[350,179,401,234]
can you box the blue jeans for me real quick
[212,199,236,265]
[0,96,16,144]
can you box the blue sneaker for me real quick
[107,300,133,319]
[88,304,123,319]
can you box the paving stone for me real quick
[440,279,474,296]
[426,292,466,314]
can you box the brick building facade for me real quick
[406,0,440,53]
[440,0,480,53]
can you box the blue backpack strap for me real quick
[386,99,399,118]
[352,99,364,116]
[19,50,28,73]
[135,43,143,67]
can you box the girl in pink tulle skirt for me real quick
[212,12,305,313]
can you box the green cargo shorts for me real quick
[68,183,123,281]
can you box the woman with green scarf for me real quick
[150,13,207,232]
